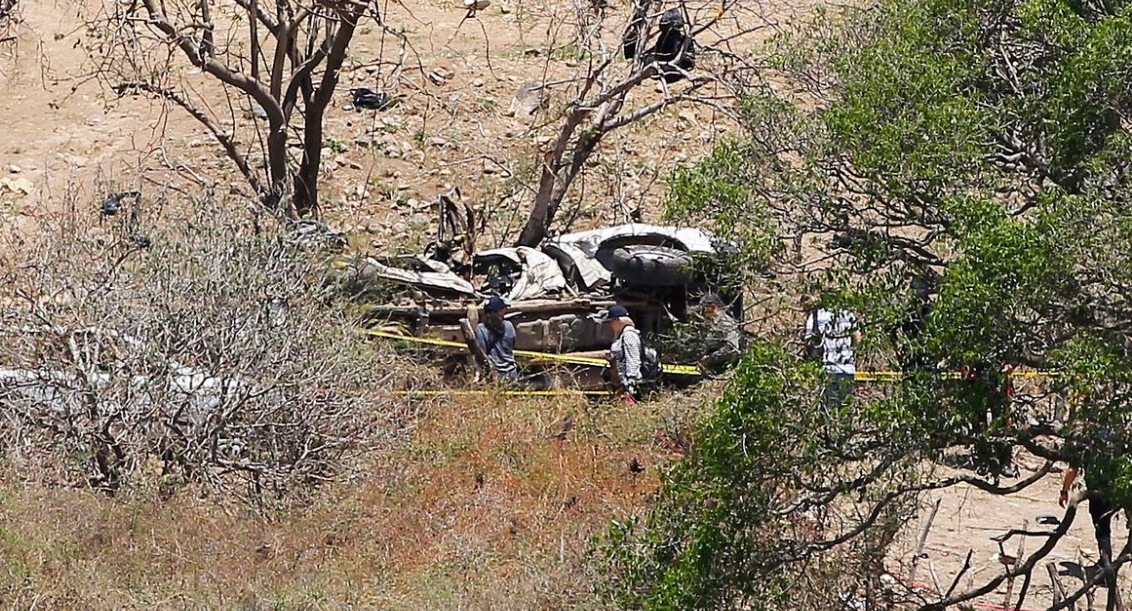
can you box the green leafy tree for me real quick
[601,0,1132,608]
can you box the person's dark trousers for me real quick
[824,373,855,410]
[1090,493,1115,563]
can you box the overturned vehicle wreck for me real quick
[334,218,743,387]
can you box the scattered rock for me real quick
[391,222,408,234]
[84,226,112,245]
[409,213,430,227]
[523,48,541,57]
[464,0,490,8]
[58,153,88,168]
[248,105,268,120]
[7,165,21,174]
[426,68,454,86]
[508,82,548,117]
[366,223,381,233]
[472,78,484,87]
[0,177,33,196]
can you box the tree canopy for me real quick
[600,0,1132,608]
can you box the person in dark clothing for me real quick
[474,296,518,382]
[959,362,1017,478]
[697,293,746,373]
[1059,449,1126,599]
[622,5,696,83]
[1061,462,1117,564]
[891,272,935,373]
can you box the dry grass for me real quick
[0,383,722,609]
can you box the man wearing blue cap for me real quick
[602,304,642,400]
[475,296,518,381]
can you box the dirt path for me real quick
[892,460,1129,610]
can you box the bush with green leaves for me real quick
[597,343,920,610]
[608,0,1132,607]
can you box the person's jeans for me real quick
[824,372,855,410]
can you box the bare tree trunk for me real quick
[267,120,290,213]
[516,110,587,247]
[293,6,365,217]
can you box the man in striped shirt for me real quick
[602,305,642,400]
[803,298,861,408]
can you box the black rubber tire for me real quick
[609,245,692,286]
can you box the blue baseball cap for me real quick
[485,296,508,312]
[601,304,629,322]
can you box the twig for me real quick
[1002,519,1028,610]
[944,550,974,599]
[1046,562,1074,610]
[910,497,942,584]
[928,561,945,598]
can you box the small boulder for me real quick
[507,82,547,117]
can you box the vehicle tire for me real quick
[609,245,692,286]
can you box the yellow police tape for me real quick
[358,328,703,376]
[394,389,611,397]
[854,370,1058,381]
[359,328,1059,382]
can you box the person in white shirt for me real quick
[803,296,862,408]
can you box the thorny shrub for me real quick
[0,195,421,504]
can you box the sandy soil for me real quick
[887,456,1129,610]
[0,0,748,248]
